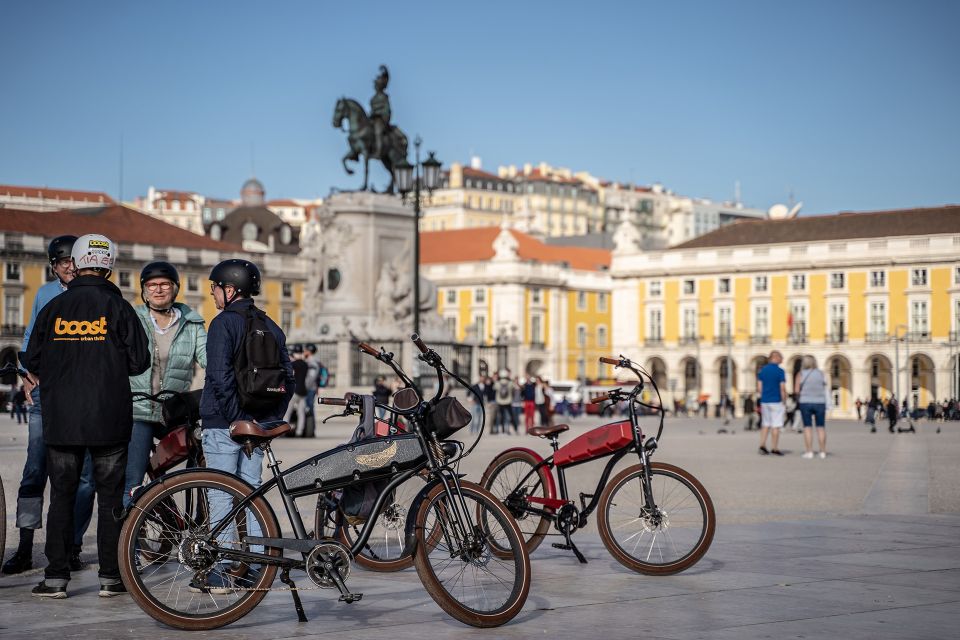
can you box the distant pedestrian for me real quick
[855,397,863,421]
[743,394,756,431]
[522,377,537,431]
[11,385,27,423]
[887,395,898,433]
[865,398,878,432]
[796,356,828,459]
[494,373,517,434]
[372,376,391,420]
[757,350,787,456]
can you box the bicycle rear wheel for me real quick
[597,462,715,575]
[479,450,552,555]
[413,481,530,627]
[119,471,281,630]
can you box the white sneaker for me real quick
[818,452,827,459]
[801,452,814,459]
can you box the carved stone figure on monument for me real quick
[613,217,642,255]
[492,226,520,262]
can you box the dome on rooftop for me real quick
[241,177,265,206]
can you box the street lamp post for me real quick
[393,137,441,337]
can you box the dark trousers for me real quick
[496,404,518,433]
[45,444,127,583]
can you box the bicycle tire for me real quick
[413,481,530,627]
[332,471,431,572]
[0,477,6,566]
[597,462,715,575]
[119,471,281,630]
[479,449,552,556]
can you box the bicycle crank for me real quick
[305,540,362,603]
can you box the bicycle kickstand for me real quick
[552,529,588,564]
[280,568,308,622]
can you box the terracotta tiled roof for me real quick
[267,199,301,207]
[0,184,114,204]
[520,169,592,188]
[462,167,505,181]
[0,205,239,251]
[673,205,960,249]
[421,227,611,271]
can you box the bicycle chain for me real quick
[184,539,340,593]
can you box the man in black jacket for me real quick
[24,234,150,598]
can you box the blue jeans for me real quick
[45,444,126,586]
[799,402,827,428]
[201,428,264,554]
[16,387,95,547]
[123,420,162,508]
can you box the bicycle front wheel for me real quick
[597,462,715,575]
[480,450,552,555]
[413,481,530,627]
[119,471,281,630]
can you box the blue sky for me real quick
[1,0,958,214]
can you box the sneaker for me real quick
[188,571,235,595]
[801,452,814,459]
[2,550,33,575]
[771,449,784,456]
[31,581,67,599]
[69,550,86,572]
[818,452,827,459]
[99,582,127,597]
[758,446,770,455]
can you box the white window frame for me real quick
[648,280,662,297]
[911,268,928,287]
[870,270,886,288]
[597,292,608,312]
[647,308,663,341]
[869,301,887,337]
[910,300,929,336]
[4,293,23,326]
[791,274,806,291]
[597,324,608,347]
[829,302,847,339]
[718,277,731,294]
[445,289,457,305]
[4,262,22,282]
[577,291,587,310]
[830,272,845,290]
[754,275,768,293]
[474,288,486,304]
[576,324,587,348]
[682,307,698,340]
[752,304,769,337]
[716,306,732,339]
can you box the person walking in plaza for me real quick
[283,346,309,435]
[743,393,756,431]
[887,395,899,433]
[3,235,97,577]
[11,384,27,423]
[521,376,537,431]
[865,397,878,433]
[302,345,320,436]
[855,397,863,421]
[124,262,206,508]
[796,355,829,459]
[469,375,490,434]
[536,377,551,427]
[25,233,150,598]
[198,258,294,592]
[372,375,391,420]
[494,372,518,434]
[757,350,787,456]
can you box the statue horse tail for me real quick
[389,126,409,158]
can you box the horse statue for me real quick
[333,97,409,193]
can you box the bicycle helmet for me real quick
[71,233,116,273]
[47,235,78,264]
[140,261,180,311]
[209,259,261,306]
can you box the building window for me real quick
[870,302,886,337]
[870,270,886,288]
[717,307,732,338]
[829,303,846,341]
[955,266,960,285]
[530,314,542,346]
[5,262,21,281]
[753,305,769,337]
[754,276,768,293]
[648,309,663,341]
[912,268,928,287]
[791,274,806,291]
[597,325,608,347]
[474,315,486,341]
[790,303,807,338]
[445,315,457,336]
[597,292,608,312]
[683,279,695,295]
[119,271,131,288]
[282,281,292,298]
[577,325,587,348]
[4,294,22,325]
[718,278,730,294]
[281,310,293,334]
[446,289,457,305]
[187,275,199,292]
[242,221,258,242]
[531,288,542,304]
[830,272,845,289]
[682,308,697,340]
[649,280,662,297]
[577,291,587,310]
[910,301,929,336]
[474,288,486,304]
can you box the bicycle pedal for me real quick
[551,543,572,551]
[339,592,363,603]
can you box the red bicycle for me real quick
[481,355,715,575]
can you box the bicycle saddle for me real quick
[528,424,570,438]
[229,420,292,443]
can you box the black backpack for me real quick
[232,305,288,413]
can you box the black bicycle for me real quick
[118,335,530,630]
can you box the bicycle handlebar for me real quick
[599,356,620,366]
[319,397,347,406]
[357,342,379,356]
[411,333,428,354]
[590,393,612,404]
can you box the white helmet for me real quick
[71,233,116,272]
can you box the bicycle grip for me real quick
[411,333,428,354]
[357,342,379,356]
[590,394,611,404]
[599,356,620,365]
[319,397,346,406]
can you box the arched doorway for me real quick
[716,356,737,398]
[866,354,893,402]
[680,357,700,395]
[825,354,852,413]
[786,355,804,390]
[646,357,668,392]
[909,353,936,409]
[747,355,769,394]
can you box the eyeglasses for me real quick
[145,282,175,291]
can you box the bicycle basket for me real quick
[427,397,471,440]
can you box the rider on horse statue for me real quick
[370,65,391,160]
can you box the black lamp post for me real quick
[393,136,441,337]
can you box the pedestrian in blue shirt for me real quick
[757,350,787,456]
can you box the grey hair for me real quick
[802,355,817,370]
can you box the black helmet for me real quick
[140,261,180,288]
[47,235,78,263]
[209,259,261,296]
